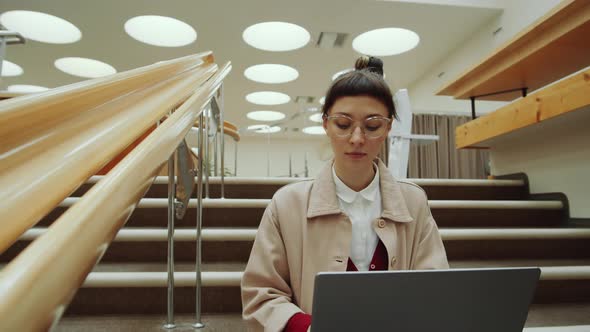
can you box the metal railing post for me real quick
[192,112,205,329]
[234,139,238,177]
[164,152,176,329]
[213,134,218,177]
[219,86,226,198]
[204,108,210,198]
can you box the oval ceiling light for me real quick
[243,21,310,52]
[256,126,282,134]
[7,84,49,93]
[125,15,196,47]
[302,126,326,135]
[55,57,117,78]
[247,124,269,131]
[353,27,420,56]
[319,96,326,105]
[309,113,323,123]
[1,60,23,77]
[246,91,290,105]
[0,10,81,44]
[332,68,353,81]
[244,64,299,84]
[247,110,286,122]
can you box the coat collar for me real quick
[307,159,414,223]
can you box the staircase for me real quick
[2,176,590,331]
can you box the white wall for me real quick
[186,131,333,178]
[489,106,590,218]
[407,0,562,115]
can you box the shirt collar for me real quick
[332,164,380,204]
[307,159,413,223]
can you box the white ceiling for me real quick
[0,0,501,136]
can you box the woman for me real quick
[241,56,449,332]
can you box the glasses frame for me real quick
[324,114,392,139]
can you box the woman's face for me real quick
[323,95,391,172]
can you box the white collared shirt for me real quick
[332,165,382,271]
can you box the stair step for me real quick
[57,265,590,315]
[58,197,563,210]
[524,325,590,331]
[19,227,590,242]
[76,265,590,288]
[5,228,590,263]
[60,259,588,274]
[56,313,247,331]
[54,312,590,331]
[73,176,528,200]
[39,198,567,229]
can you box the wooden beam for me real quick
[456,68,590,149]
[438,0,590,101]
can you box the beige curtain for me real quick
[407,114,489,179]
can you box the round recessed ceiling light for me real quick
[332,68,353,81]
[1,60,23,77]
[243,21,310,52]
[246,91,290,105]
[256,126,282,134]
[247,111,286,122]
[309,113,323,123]
[244,64,299,84]
[319,96,326,105]
[125,15,197,47]
[353,27,420,56]
[55,57,117,78]
[0,10,81,44]
[302,126,326,135]
[7,84,49,93]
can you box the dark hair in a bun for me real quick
[322,56,396,119]
[355,55,384,77]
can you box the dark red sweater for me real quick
[285,240,388,332]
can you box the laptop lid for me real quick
[311,267,540,332]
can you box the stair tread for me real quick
[54,304,590,331]
[88,175,526,187]
[68,264,590,288]
[5,260,589,274]
[86,259,590,273]
[19,227,590,242]
[59,196,564,209]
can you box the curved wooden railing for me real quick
[0,53,231,330]
[0,52,215,253]
[194,119,241,142]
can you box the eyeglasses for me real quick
[325,114,392,139]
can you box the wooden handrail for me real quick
[193,119,240,141]
[223,127,241,142]
[0,59,232,330]
[0,55,216,253]
[0,52,213,152]
[0,91,26,100]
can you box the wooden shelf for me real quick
[438,0,590,101]
[455,68,590,149]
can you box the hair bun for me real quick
[354,56,384,77]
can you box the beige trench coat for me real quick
[241,160,449,331]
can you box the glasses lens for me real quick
[329,116,353,137]
[364,118,388,138]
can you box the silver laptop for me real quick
[311,267,540,332]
